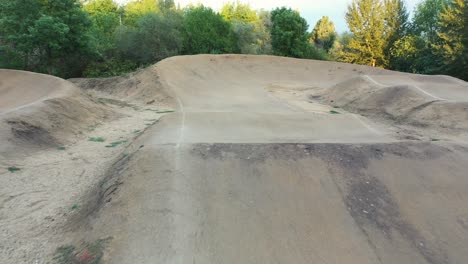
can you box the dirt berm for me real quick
[0,70,112,157]
[2,55,468,264]
[315,74,468,134]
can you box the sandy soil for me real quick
[0,69,176,263]
[1,55,468,264]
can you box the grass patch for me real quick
[57,146,66,150]
[155,110,175,114]
[333,106,340,108]
[71,204,80,211]
[132,130,141,134]
[431,138,441,142]
[8,166,21,173]
[53,238,111,264]
[329,110,341,114]
[144,109,175,114]
[88,137,105,143]
[97,98,139,110]
[105,140,128,148]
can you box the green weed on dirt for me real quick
[57,146,66,150]
[105,140,128,148]
[54,238,111,264]
[88,137,105,143]
[7,166,21,173]
[329,110,341,114]
[144,109,175,114]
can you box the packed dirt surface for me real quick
[1,55,468,264]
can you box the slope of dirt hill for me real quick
[0,70,113,158]
[314,74,468,134]
[69,65,177,107]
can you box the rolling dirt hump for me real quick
[0,70,111,157]
[318,74,468,133]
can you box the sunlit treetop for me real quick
[220,2,258,23]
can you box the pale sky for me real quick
[117,0,422,33]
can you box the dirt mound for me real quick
[317,75,468,133]
[0,70,112,157]
[70,65,176,108]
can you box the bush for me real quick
[115,12,183,65]
[83,59,139,77]
[182,6,238,54]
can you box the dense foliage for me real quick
[0,0,467,81]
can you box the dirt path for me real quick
[77,55,468,264]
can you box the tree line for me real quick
[0,0,466,81]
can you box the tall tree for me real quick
[38,0,93,76]
[310,16,337,52]
[270,7,309,58]
[0,0,93,77]
[84,0,120,57]
[389,35,426,72]
[117,12,182,64]
[384,0,409,68]
[463,0,468,79]
[182,5,238,54]
[342,0,386,67]
[220,2,271,54]
[220,2,258,23]
[434,0,466,79]
[83,0,119,15]
[124,0,159,25]
[0,0,41,69]
[413,0,450,41]
[158,0,176,14]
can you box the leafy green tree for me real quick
[220,2,272,54]
[158,0,176,13]
[124,0,159,25]
[231,21,258,54]
[463,0,468,79]
[310,16,337,52]
[38,0,94,76]
[434,0,466,79]
[28,16,69,74]
[389,35,426,72]
[221,2,258,23]
[130,13,182,63]
[384,0,409,68]
[256,10,273,54]
[404,0,450,74]
[84,0,120,56]
[0,0,41,69]
[83,0,119,15]
[413,0,450,41]
[342,0,386,67]
[270,7,309,58]
[1,0,93,77]
[329,32,352,60]
[182,5,238,54]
